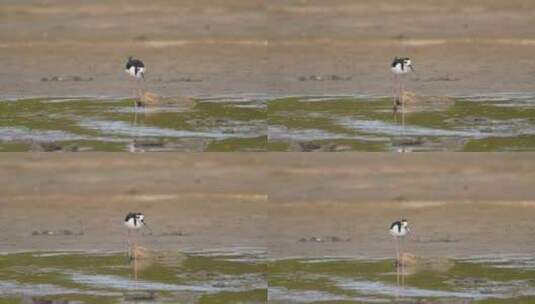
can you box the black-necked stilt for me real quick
[125,212,148,229]
[391,57,413,75]
[125,57,145,79]
[390,219,410,266]
[391,57,414,152]
[125,57,146,107]
[390,218,410,293]
[124,212,151,260]
[391,57,413,111]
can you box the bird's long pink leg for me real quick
[128,77,137,107]
[400,77,405,140]
[134,230,137,259]
[127,229,132,259]
[396,237,401,265]
[400,236,403,266]
[395,237,400,288]
[395,74,400,109]
[399,237,403,273]
[396,263,400,300]
[134,230,138,280]
[134,256,138,280]
[395,237,400,266]
[137,78,143,99]
[393,74,399,124]
[400,76,403,95]
[400,237,405,287]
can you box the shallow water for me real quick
[0,97,266,152]
[0,249,266,303]
[1,251,534,303]
[3,94,535,151]
[268,94,535,151]
[268,255,535,303]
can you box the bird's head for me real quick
[138,214,152,233]
[404,58,414,71]
[401,219,409,227]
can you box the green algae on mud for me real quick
[3,94,535,152]
[267,94,535,152]
[268,256,535,303]
[1,253,534,303]
[0,97,267,152]
[0,250,266,304]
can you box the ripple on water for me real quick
[78,119,261,139]
[269,256,535,303]
[460,93,535,109]
[71,273,222,293]
[268,287,353,303]
[268,125,387,142]
[195,94,268,103]
[461,255,535,270]
[334,278,495,300]
[336,117,482,138]
[110,106,194,114]
[185,247,267,263]
[460,92,535,103]
[0,281,119,297]
[0,250,266,302]
[231,103,267,109]
[268,286,388,303]
[0,127,85,142]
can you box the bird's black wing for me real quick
[125,212,136,221]
[131,59,144,68]
[391,58,403,68]
[390,221,401,230]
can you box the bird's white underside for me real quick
[389,226,409,237]
[125,66,145,78]
[391,65,410,75]
[124,218,143,229]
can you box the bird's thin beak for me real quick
[143,222,153,234]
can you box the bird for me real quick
[391,57,414,112]
[125,57,146,108]
[124,212,148,229]
[391,57,413,75]
[124,212,151,260]
[125,57,146,79]
[390,219,410,266]
[391,57,414,151]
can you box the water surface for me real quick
[0,97,266,152]
[3,93,535,151]
[0,248,266,303]
[268,93,535,151]
[268,255,535,303]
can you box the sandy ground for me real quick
[1,153,535,259]
[1,0,535,98]
[267,153,535,258]
[265,0,535,96]
[0,0,270,99]
[0,154,268,252]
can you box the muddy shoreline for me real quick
[1,153,535,259]
[0,154,268,253]
[1,0,535,98]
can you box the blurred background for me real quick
[1,0,534,98]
